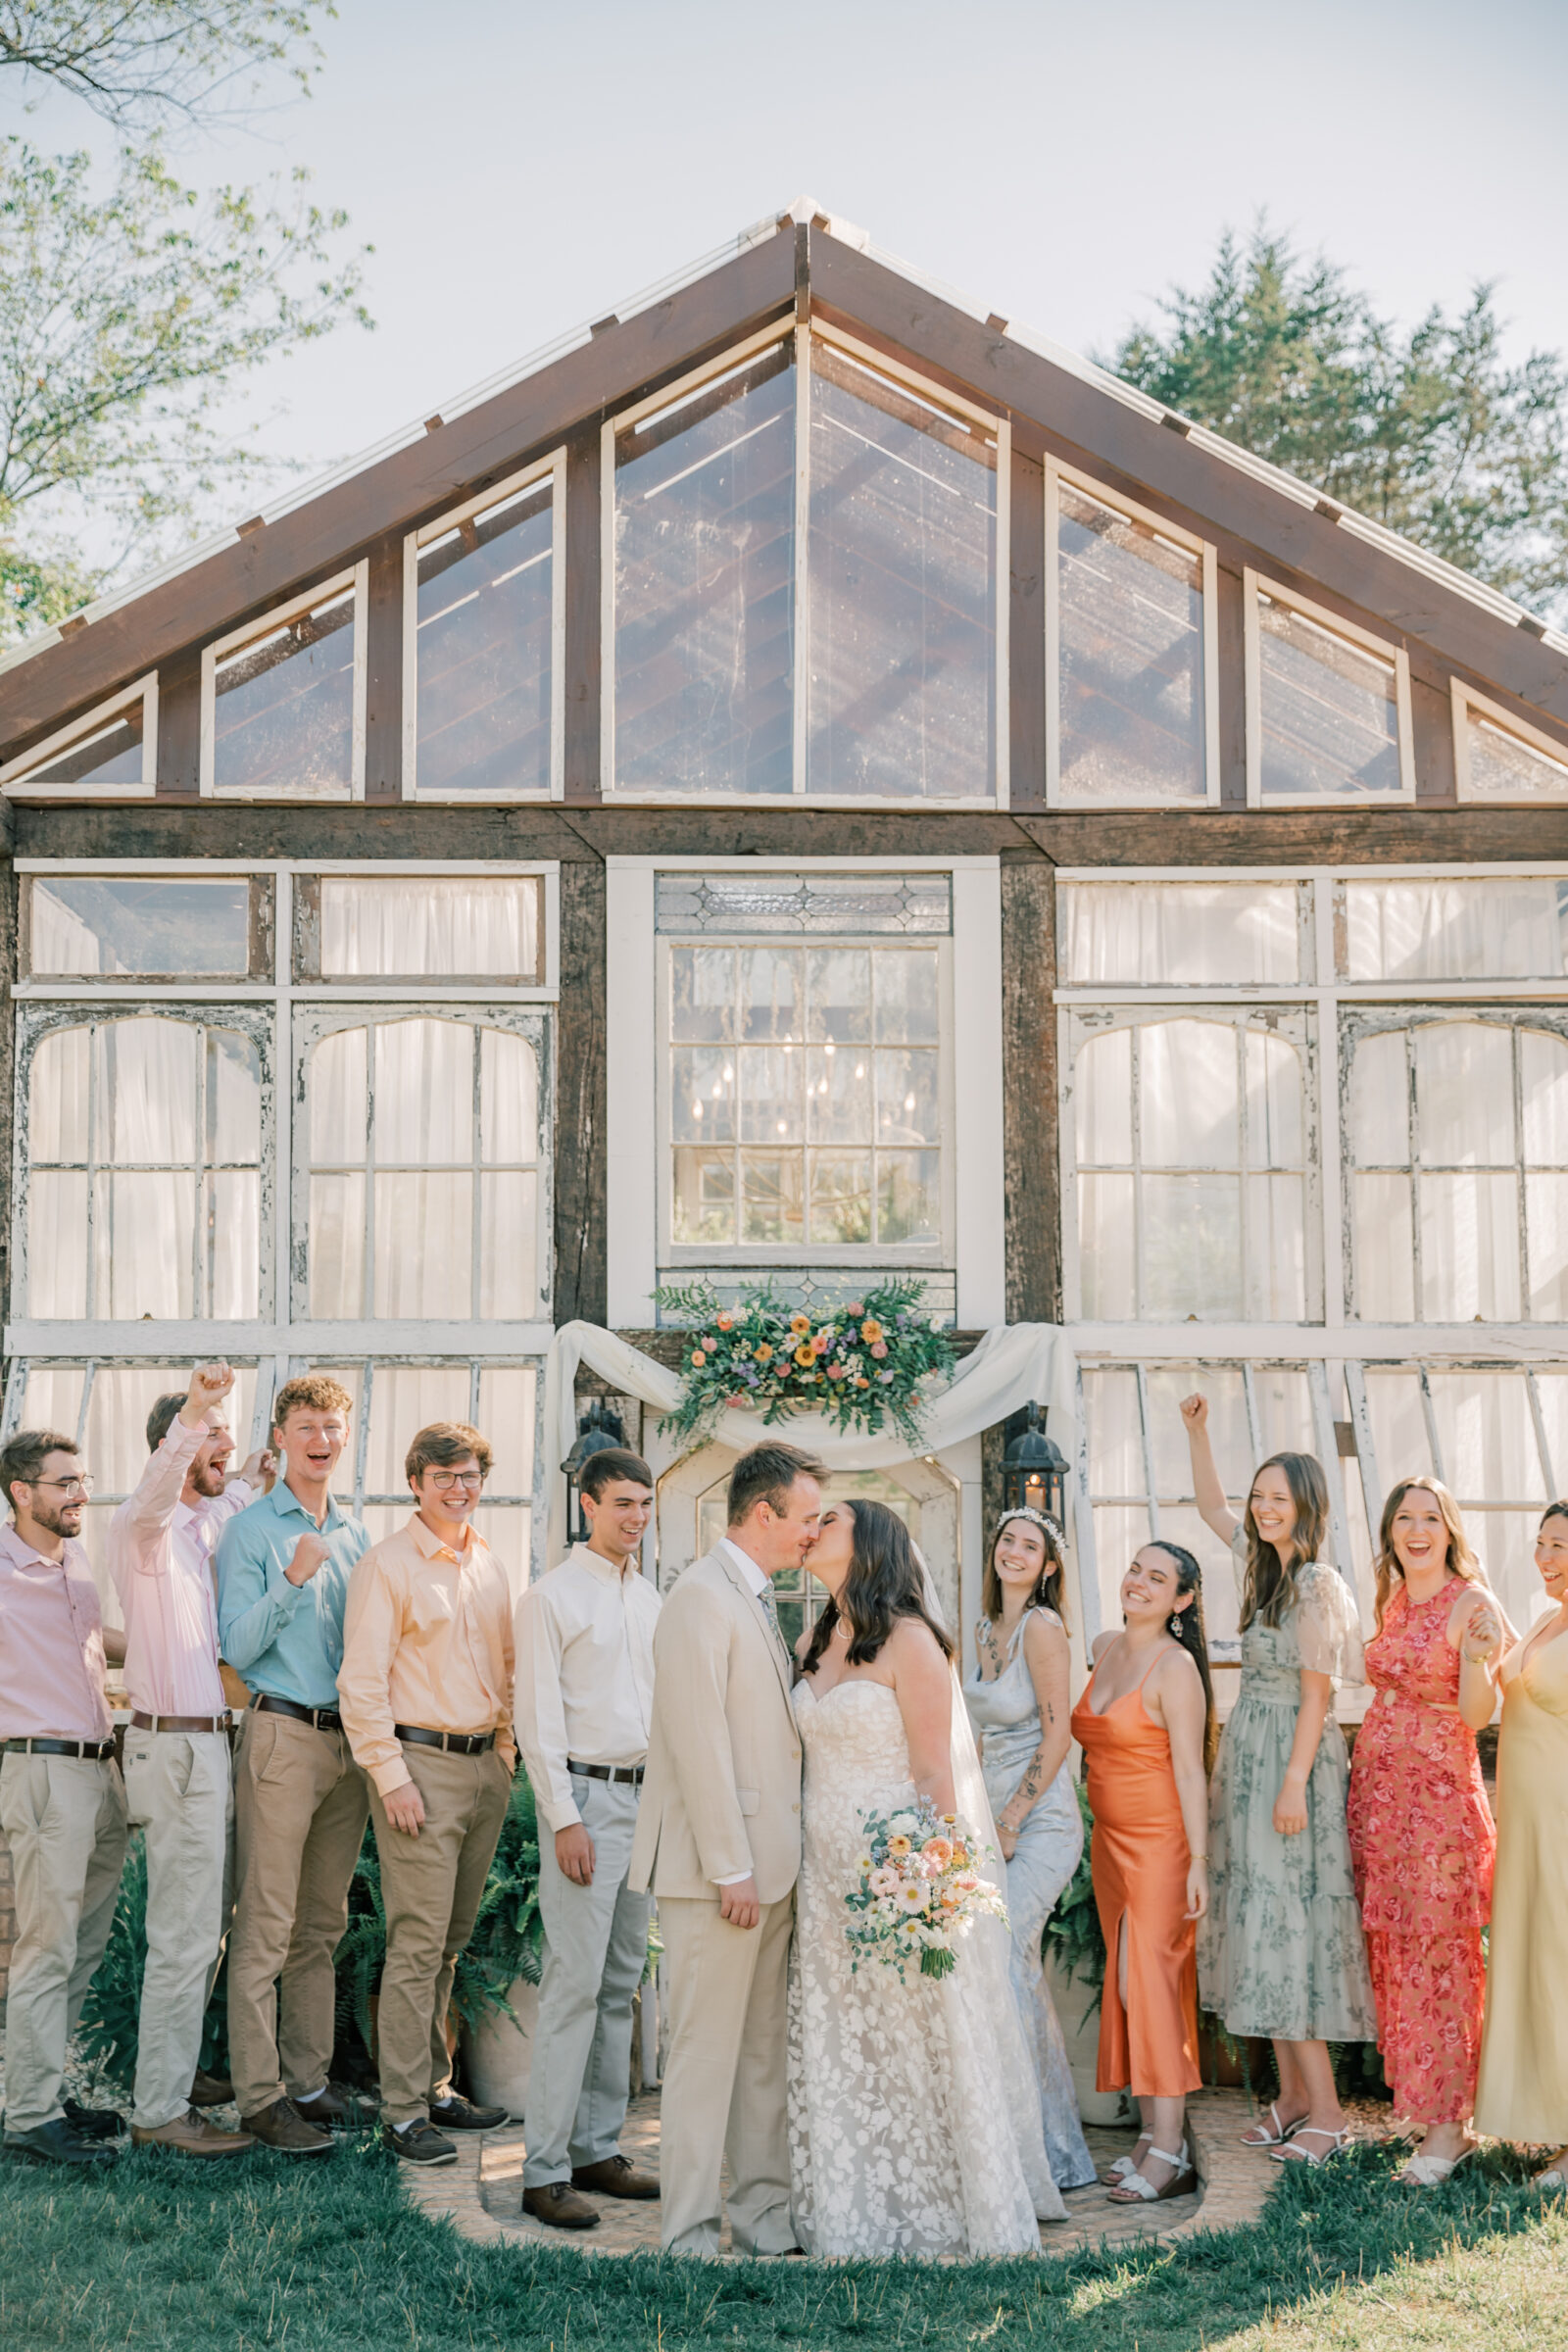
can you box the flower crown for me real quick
[996,1504,1064,1549]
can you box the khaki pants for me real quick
[228,1708,368,2118]
[369,1743,511,2129]
[522,1772,651,2186]
[657,1892,796,2257]
[0,1753,129,2135]
[122,1728,233,2132]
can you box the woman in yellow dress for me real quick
[1468,1502,1568,2190]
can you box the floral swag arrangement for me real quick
[653,1276,957,1448]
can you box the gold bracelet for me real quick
[1190,1853,1209,1863]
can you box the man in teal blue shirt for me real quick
[217,1374,369,2155]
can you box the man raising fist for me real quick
[216,1375,368,2156]
[108,1362,274,2158]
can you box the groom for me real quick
[628,1441,825,2256]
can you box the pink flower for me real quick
[870,1341,888,1359]
[702,1335,718,1351]
[920,1837,955,1870]
[726,1393,745,1407]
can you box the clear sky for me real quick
[15,0,1568,498]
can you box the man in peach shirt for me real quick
[338,1420,515,2168]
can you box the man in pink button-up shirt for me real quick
[107,1362,272,2160]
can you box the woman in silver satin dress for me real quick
[964,1508,1098,2190]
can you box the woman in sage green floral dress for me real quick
[1180,1396,1377,2170]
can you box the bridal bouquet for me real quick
[846,1797,1006,1983]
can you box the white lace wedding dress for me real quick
[787,1677,1066,2258]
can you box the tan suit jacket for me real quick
[628,1545,802,1905]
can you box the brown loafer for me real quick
[188,2071,234,2109]
[522,2180,601,2230]
[293,2085,356,2130]
[240,2096,334,2155]
[131,2106,255,2158]
[570,2154,660,2199]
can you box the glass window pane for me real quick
[613,342,795,798]
[1140,1021,1239,1169]
[1415,1023,1514,1167]
[1349,1032,1409,1167]
[27,1173,87,1316]
[1245,1032,1302,1168]
[309,1172,366,1315]
[315,876,542,981]
[1426,1370,1543,1504]
[1354,1173,1415,1320]
[670,948,736,1042]
[875,1049,939,1144]
[672,1146,734,1243]
[373,1021,473,1167]
[208,1031,262,1164]
[1342,877,1568,982]
[807,1048,872,1144]
[1251,1367,1318,1463]
[1364,1369,1433,1483]
[29,878,251,978]
[1060,881,1298,985]
[1145,1364,1249,1498]
[479,1171,537,1317]
[739,1048,803,1144]
[1144,1174,1242,1318]
[92,1172,193,1318]
[471,1504,531,1593]
[875,1151,939,1245]
[477,1366,537,1492]
[740,1152,804,1243]
[310,1028,368,1164]
[807,344,996,802]
[1532,1375,1568,1495]
[1056,484,1204,806]
[214,587,357,796]
[1526,1174,1568,1317]
[479,1030,537,1166]
[872,950,939,1044]
[1074,1029,1132,1166]
[365,1367,472,1494]
[87,1368,209,1500]
[808,1152,872,1243]
[1418,1171,1521,1320]
[1256,594,1401,800]
[18,1365,86,1443]
[805,950,869,1043]
[1465,710,1568,803]
[742,949,804,1042]
[17,705,144,791]
[1521,1029,1568,1163]
[1078,1172,1136,1318]
[372,1172,473,1315]
[95,1020,197,1165]
[208,1169,261,1319]
[29,1028,89,1163]
[1246,1174,1306,1318]
[1083,1368,1144,1493]
[671,1048,737,1145]
[416,481,553,796]
[1465,1510,1544,1645]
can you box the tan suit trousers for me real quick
[657,1892,796,2257]
[228,1707,368,2118]
[0,1753,129,2134]
[368,1742,512,2127]
[122,1727,233,2131]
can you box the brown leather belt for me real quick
[256,1693,343,1732]
[396,1725,496,1755]
[568,1760,645,1785]
[4,1737,116,1760]
[130,1711,232,1735]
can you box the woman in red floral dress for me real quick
[1347,1477,1507,2186]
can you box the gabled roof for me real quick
[5,197,1567,750]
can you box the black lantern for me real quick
[562,1400,626,1545]
[1002,1400,1068,1526]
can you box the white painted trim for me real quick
[200,563,368,801]
[792,321,810,800]
[402,448,565,804]
[1044,459,1220,809]
[610,319,795,440]
[606,854,998,872]
[1068,1323,1568,1359]
[1052,860,1568,882]
[1,673,158,798]
[808,320,1006,435]
[1451,674,1568,804]
[600,410,616,799]
[951,864,1005,1324]
[3,1321,558,1356]
[994,416,1011,812]
[606,864,659,1325]
[1244,568,1417,808]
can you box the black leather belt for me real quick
[4,1737,116,1760]
[568,1760,645,1785]
[256,1694,343,1732]
[396,1725,496,1755]
[130,1711,232,1735]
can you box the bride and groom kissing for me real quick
[628,1440,1065,2260]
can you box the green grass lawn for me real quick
[1,2134,1564,2352]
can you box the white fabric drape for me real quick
[543,1319,1076,1562]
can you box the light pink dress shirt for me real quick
[107,1416,254,1720]
[0,1522,114,1742]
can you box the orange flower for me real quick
[859,1318,884,1344]
[715,1311,734,1331]
[789,1313,812,1336]
[754,1342,773,1362]
[920,1837,955,1869]
[690,1349,707,1368]
[855,1376,869,1389]
[793,1343,816,1369]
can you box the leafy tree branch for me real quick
[0,1,330,128]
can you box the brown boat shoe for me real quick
[570,2153,660,2199]
[240,2096,334,2155]
[131,2106,255,2158]
[522,2180,602,2230]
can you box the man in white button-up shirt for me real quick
[514,1446,661,2230]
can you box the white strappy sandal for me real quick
[1102,2134,1152,2184]
[1396,2145,1473,2188]
[1271,2126,1348,2169]
[1241,2103,1302,2148]
[1105,2139,1198,2202]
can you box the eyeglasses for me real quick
[428,1470,485,1492]
[33,1476,94,1498]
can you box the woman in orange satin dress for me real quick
[1071,1541,1217,2204]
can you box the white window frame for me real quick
[0,674,158,800]
[601,322,1010,810]
[1044,460,1219,809]
[200,563,369,801]
[1244,570,1416,808]
[606,856,1005,1328]
[402,449,566,803]
[1451,675,1568,805]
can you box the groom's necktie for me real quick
[757,1578,787,1657]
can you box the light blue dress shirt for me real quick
[216,1482,369,1709]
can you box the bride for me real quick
[787,1498,1066,2258]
